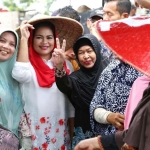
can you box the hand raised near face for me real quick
[20,20,34,40]
[91,21,102,42]
[52,38,66,70]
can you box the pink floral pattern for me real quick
[18,111,31,138]
[27,113,70,149]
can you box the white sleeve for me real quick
[12,62,32,83]
[94,108,112,124]
[65,60,74,73]
[68,99,75,118]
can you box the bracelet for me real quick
[55,66,66,78]
[97,136,104,150]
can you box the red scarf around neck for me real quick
[29,29,70,88]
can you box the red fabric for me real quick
[29,29,70,88]
[96,16,150,77]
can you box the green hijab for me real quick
[0,28,23,137]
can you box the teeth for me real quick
[0,50,8,55]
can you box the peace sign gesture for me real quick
[52,38,66,70]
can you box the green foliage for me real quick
[3,0,56,14]
[3,0,20,11]
[44,0,56,14]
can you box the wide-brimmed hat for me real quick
[16,14,84,50]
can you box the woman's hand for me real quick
[74,137,102,150]
[52,38,66,70]
[91,21,102,42]
[20,20,34,40]
[107,112,125,131]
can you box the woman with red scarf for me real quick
[12,14,83,150]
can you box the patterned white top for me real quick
[12,59,75,150]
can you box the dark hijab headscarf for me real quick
[69,34,106,110]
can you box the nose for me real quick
[103,14,109,21]
[43,38,48,44]
[2,42,9,49]
[103,16,109,20]
[71,52,75,56]
[83,52,89,59]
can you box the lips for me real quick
[84,60,92,65]
[0,50,8,56]
[40,46,49,50]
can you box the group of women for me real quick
[0,3,150,149]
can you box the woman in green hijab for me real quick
[0,28,23,149]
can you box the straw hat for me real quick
[16,14,84,51]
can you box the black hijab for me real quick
[69,34,106,110]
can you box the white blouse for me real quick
[12,59,75,150]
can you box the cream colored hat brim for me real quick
[16,14,84,50]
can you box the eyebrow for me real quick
[78,47,93,51]
[0,37,16,45]
[35,34,54,36]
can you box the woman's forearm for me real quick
[17,38,29,62]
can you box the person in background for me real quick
[74,1,150,150]
[135,0,150,9]
[12,14,83,149]
[90,0,142,137]
[130,4,137,16]
[52,5,81,71]
[75,80,150,150]
[91,0,131,62]
[52,34,107,149]
[76,5,91,13]
[87,8,103,35]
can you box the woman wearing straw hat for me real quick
[12,14,83,149]
[52,34,107,149]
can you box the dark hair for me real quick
[131,4,137,10]
[33,21,56,39]
[51,9,61,16]
[77,5,91,13]
[58,6,80,22]
[104,0,131,15]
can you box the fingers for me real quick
[56,38,66,52]
[56,38,60,49]
[121,143,136,150]
[74,141,88,150]
[116,122,124,131]
[118,113,125,122]
[115,113,124,130]
[20,21,34,30]
[107,112,125,130]
[61,39,66,52]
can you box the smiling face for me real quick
[0,31,16,61]
[33,26,55,60]
[77,45,96,69]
